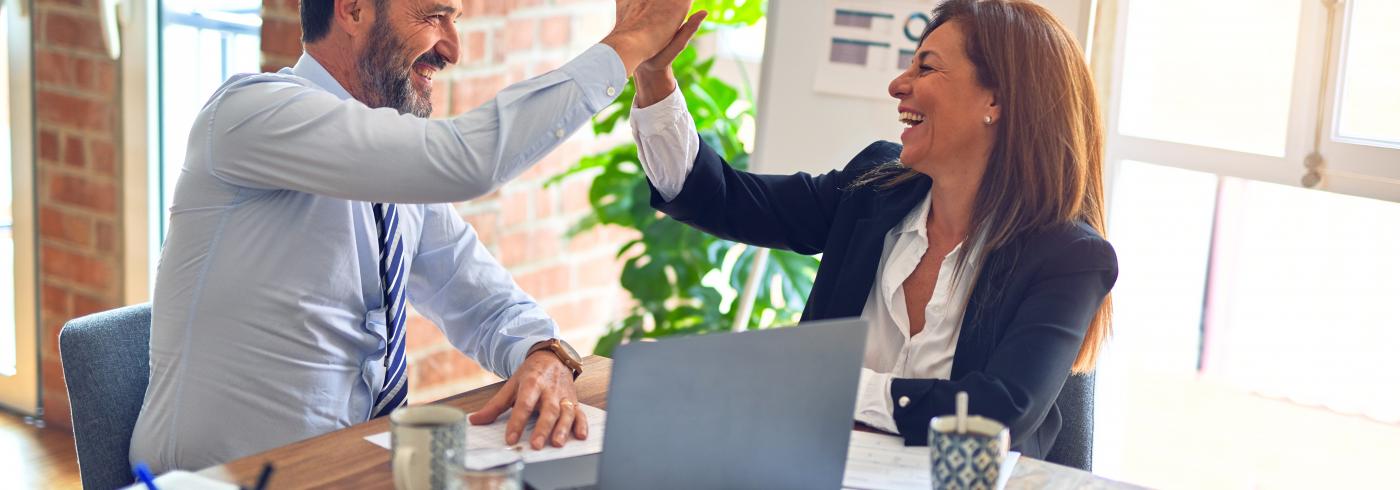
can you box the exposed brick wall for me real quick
[260,0,301,73]
[260,0,635,403]
[34,0,125,429]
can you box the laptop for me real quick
[524,318,870,490]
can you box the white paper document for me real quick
[365,404,607,465]
[843,430,1020,490]
[120,471,240,490]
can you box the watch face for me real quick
[558,340,581,362]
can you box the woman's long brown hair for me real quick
[858,0,1112,373]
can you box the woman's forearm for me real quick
[630,79,699,202]
[634,67,679,108]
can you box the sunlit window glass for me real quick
[1334,0,1400,147]
[1117,0,1302,157]
[0,11,13,376]
[1203,179,1400,424]
[158,0,262,240]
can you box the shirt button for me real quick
[606,86,617,97]
[898,396,911,408]
[554,128,565,138]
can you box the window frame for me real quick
[121,0,264,303]
[0,0,39,415]
[1102,0,1398,203]
[1314,0,1400,202]
[1103,0,1329,196]
[121,0,159,304]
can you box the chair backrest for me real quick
[59,303,152,490]
[1044,372,1095,471]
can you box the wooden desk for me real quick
[199,356,1140,489]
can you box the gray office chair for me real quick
[59,303,152,490]
[1044,372,1095,471]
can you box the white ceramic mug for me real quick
[391,405,466,490]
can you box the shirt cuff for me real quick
[854,368,899,433]
[630,88,698,202]
[631,87,690,134]
[506,335,556,378]
[558,44,629,113]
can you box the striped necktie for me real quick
[371,203,409,418]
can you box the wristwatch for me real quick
[529,339,584,379]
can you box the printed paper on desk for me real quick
[842,430,1020,490]
[364,403,607,465]
[119,471,240,490]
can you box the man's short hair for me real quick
[301,0,386,43]
[301,0,335,43]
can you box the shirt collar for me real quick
[288,52,355,101]
[894,192,932,238]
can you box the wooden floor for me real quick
[0,412,82,489]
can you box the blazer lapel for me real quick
[822,217,883,318]
[821,177,932,320]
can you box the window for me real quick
[0,0,38,414]
[1332,0,1400,146]
[1315,0,1400,199]
[119,0,263,297]
[1095,0,1400,486]
[1105,0,1399,201]
[1203,178,1400,424]
[1116,0,1301,157]
[157,0,261,240]
[0,1,15,378]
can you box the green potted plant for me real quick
[548,0,819,355]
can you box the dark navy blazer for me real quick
[649,140,1118,458]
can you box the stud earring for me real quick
[983,115,993,125]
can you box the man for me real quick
[130,0,701,472]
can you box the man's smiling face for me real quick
[356,0,462,117]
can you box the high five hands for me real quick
[602,0,708,77]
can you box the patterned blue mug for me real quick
[392,405,467,490]
[928,415,1010,490]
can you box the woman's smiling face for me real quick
[887,20,1000,174]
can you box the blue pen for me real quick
[133,462,159,490]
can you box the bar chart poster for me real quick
[814,0,934,100]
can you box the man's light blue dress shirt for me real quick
[130,45,626,472]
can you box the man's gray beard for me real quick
[357,20,432,118]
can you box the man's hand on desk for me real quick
[468,350,587,450]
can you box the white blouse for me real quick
[631,88,979,433]
[852,193,979,432]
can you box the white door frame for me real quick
[0,0,39,415]
[121,0,159,305]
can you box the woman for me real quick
[630,0,1117,459]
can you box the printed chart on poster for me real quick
[751,0,1091,176]
[814,1,933,100]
